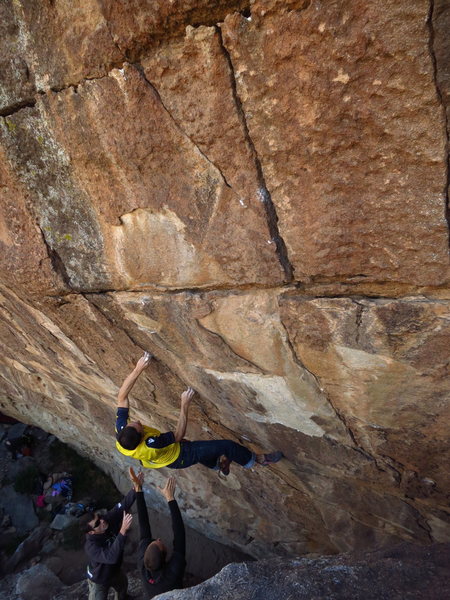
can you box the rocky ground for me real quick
[155,543,450,600]
[0,419,250,599]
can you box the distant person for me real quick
[81,486,135,600]
[129,467,186,598]
[115,353,283,476]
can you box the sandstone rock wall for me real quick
[0,0,449,558]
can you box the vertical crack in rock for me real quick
[427,0,450,248]
[132,63,232,188]
[216,27,295,283]
[37,225,73,290]
[352,299,366,346]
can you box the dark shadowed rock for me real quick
[4,524,49,573]
[0,485,39,534]
[157,543,450,600]
[15,564,64,600]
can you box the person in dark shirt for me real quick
[129,466,186,599]
[81,488,135,600]
[116,353,283,475]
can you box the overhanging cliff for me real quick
[0,0,449,559]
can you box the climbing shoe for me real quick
[256,451,283,466]
[217,454,231,476]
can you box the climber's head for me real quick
[81,512,109,535]
[117,422,143,450]
[144,538,167,572]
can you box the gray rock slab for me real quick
[5,455,37,481]
[5,524,49,572]
[6,424,28,439]
[156,542,450,600]
[50,513,78,531]
[15,564,64,600]
[0,484,39,533]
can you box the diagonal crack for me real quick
[278,315,373,457]
[216,27,294,284]
[37,225,73,290]
[427,0,450,249]
[132,62,232,189]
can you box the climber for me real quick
[129,467,186,598]
[115,352,283,476]
[81,486,136,600]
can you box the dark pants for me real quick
[167,440,254,470]
[87,570,127,600]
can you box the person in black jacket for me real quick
[129,467,186,598]
[81,488,135,600]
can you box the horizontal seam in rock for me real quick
[119,2,253,57]
[216,26,295,284]
[427,0,450,250]
[0,98,36,118]
[0,67,129,118]
[42,284,450,301]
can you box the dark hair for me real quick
[144,543,166,571]
[117,426,142,450]
[79,512,96,534]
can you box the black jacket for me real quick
[85,489,136,585]
[136,492,186,598]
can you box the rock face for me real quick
[0,0,449,560]
[156,543,450,600]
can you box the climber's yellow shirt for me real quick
[115,408,181,468]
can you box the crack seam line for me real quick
[261,462,423,541]
[427,0,450,250]
[82,293,156,355]
[400,498,433,543]
[216,26,295,283]
[0,98,36,118]
[195,318,269,374]
[37,224,73,290]
[280,320,374,459]
[50,285,449,300]
[0,65,130,119]
[132,62,232,189]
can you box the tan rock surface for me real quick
[0,63,282,292]
[0,147,63,295]
[222,0,449,285]
[0,0,449,560]
[0,0,122,97]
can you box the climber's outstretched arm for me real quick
[174,388,195,442]
[117,352,152,409]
